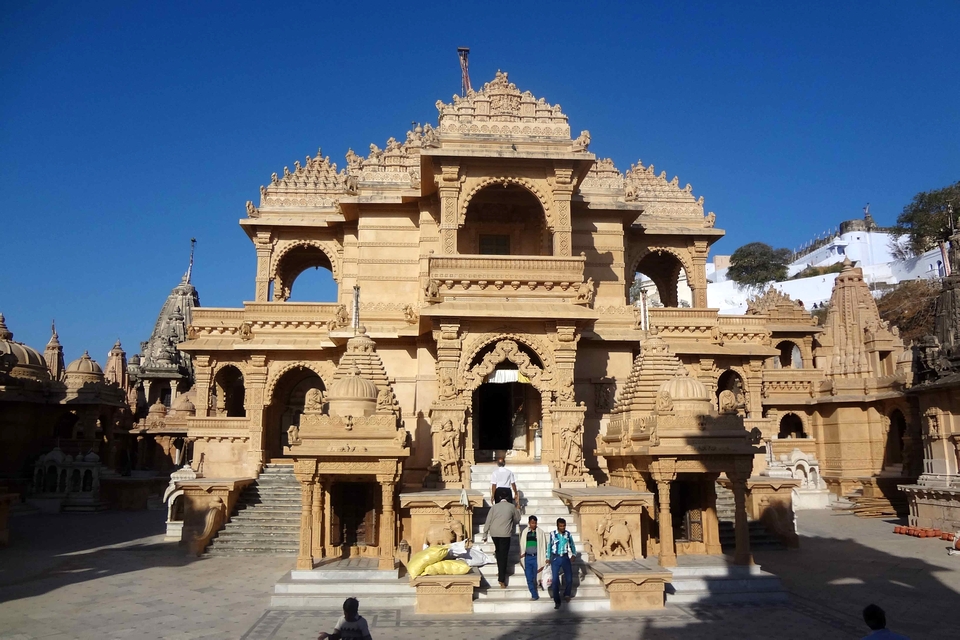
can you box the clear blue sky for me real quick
[2,1,958,365]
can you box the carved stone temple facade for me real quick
[173,71,920,575]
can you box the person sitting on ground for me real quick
[318,597,372,640]
[490,456,519,505]
[861,603,909,639]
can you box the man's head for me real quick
[862,604,886,631]
[556,517,566,533]
[343,597,359,621]
[497,457,506,467]
[528,515,538,530]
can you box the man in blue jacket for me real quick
[548,518,577,609]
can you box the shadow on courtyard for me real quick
[0,510,202,603]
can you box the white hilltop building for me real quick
[704,208,950,315]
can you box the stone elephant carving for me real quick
[597,516,634,559]
[423,514,468,548]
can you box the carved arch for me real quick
[460,339,552,394]
[459,332,556,385]
[627,245,696,308]
[271,239,343,283]
[265,361,336,405]
[627,246,695,283]
[458,176,555,229]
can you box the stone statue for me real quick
[402,305,418,324]
[718,390,738,414]
[439,374,457,400]
[423,511,467,548]
[575,277,595,306]
[437,419,461,480]
[304,388,323,413]
[286,423,301,446]
[596,514,633,559]
[704,212,716,228]
[557,379,575,403]
[245,201,257,217]
[421,123,439,148]
[425,279,440,299]
[656,389,674,413]
[377,387,396,413]
[573,130,591,151]
[560,419,583,477]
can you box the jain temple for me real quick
[2,69,958,612]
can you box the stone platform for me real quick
[271,557,416,609]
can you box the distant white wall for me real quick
[708,274,839,315]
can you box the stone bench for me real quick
[590,560,672,610]
[410,569,482,614]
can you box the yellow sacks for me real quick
[406,545,449,578]
[421,559,471,576]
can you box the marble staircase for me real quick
[469,463,610,613]
[206,463,300,556]
[665,556,788,604]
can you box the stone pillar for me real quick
[690,240,709,308]
[656,479,676,567]
[254,230,273,302]
[293,459,317,570]
[378,478,396,570]
[245,356,268,473]
[312,478,324,559]
[436,165,461,255]
[169,379,179,404]
[730,475,753,565]
[702,474,722,555]
[193,356,212,418]
[551,165,574,257]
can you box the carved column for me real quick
[169,380,179,404]
[245,355,268,473]
[436,165,462,255]
[312,478,325,558]
[702,474,722,555]
[551,164,574,257]
[431,320,469,476]
[294,459,317,570]
[193,356,212,418]
[378,476,397,570]
[254,230,274,302]
[690,240,709,308]
[655,478,676,567]
[730,474,753,565]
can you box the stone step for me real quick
[275,580,416,595]
[215,531,299,541]
[206,545,299,554]
[271,594,417,608]
[664,562,788,604]
[473,598,610,614]
[231,512,300,522]
[271,569,416,609]
[289,569,400,581]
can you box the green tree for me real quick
[727,242,792,288]
[891,180,960,257]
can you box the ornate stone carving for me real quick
[624,160,704,220]
[596,514,634,559]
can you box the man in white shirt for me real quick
[490,456,518,505]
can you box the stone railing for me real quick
[648,308,718,339]
[761,369,822,399]
[186,417,250,440]
[242,302,343,330]
[426,254,585,299]
[189,308,245,336]
[717,315,771,344]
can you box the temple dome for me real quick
[64,351,104,386]
[66,351,103,375]
[329,366,378,401]
[660,375,709,401]
[327,366,378,417]
[171,393,196,416]
[0,313,51,381]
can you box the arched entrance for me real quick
[212,366,246,417]
[264,366,326,460]
[774,340,803,369]
[778,413,806,439]
[464,339,548,462]
[459,183,551,255]
[715,369,746,416]
[884,409,907,468]
[631,251,692,308]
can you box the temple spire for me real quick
[183,238,196,284]
[0,313,11,341]
[44,320,65,381]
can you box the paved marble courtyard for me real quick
[1,509,957,639]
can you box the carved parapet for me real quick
[399,489,483,552]
[590,561,671,610]
[553,487,655,561]
[410,571,481,614]
[425,254,585,302]
[647,308,719,341]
